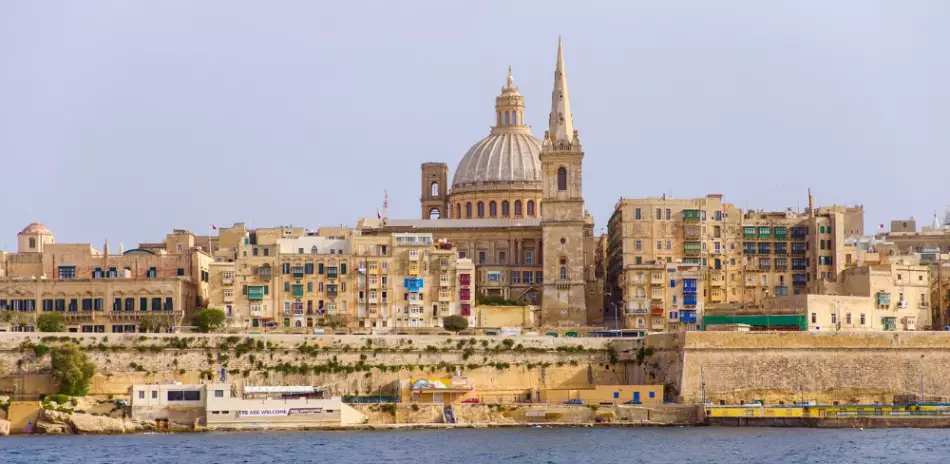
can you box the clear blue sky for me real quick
[2,1,949,248]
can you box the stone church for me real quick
[360,40,602,327]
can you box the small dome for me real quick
[451,131,542,190]
[20,222,51,234]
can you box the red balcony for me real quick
[461,304,471,316]
[459,274,471,286]
[460,289,471,300]
[651,308,664,315]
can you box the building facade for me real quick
[0,223,209,332]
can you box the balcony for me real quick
[404,278,424,292]
[757,244,771,255]
[883,316,897,331]
[684,242,701,256]
[650,275,665,285]
[651,307,664,315]
[326,287,338,298]
[439,293,452,302]
[876,292,891,306]
[773,228,788,240]
[743,227,756,239]
[774,244,788,255]
[920,301,930,308]
[408,251,420,261]
[684,226,701,239]
[293,271,304,279]
[292,285,304,298]
[408,263,420,277]
[223,293,234,303]
[680,310,697,323]
[757,227,771,240]
[222,275,234,285]
[683,210,700,223]
[248,287,265,300]
[791,227,808,240]
[459,276,471,287]
[439,276,451,287]
[326,270,339,279]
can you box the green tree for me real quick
[442,315,469,333]
[318,315,347,329]
[36,312,65,332]
[192,308,227,333]
[138,315,165,333]
[50,344,96,396]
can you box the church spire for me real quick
[547,37,575,146]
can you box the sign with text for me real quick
[239,409,289,417]
[289,408,323,415]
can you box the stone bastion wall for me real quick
[621,331,950,405]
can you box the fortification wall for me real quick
[0,333,615,398]
[623,332,950,405]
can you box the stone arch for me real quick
[428,208,441,220]
[527,200,535,217]
[489,201,497,217]
[502,200,510,217]
[430,182,439,197]
[477,201,485,218]
[514,200,522,216]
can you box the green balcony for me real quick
[774,227,788,240]
[327,268,339,279]
[876,292,891,306]
[757,227,771,239]
[248,287,264,300]
[683,210,701,223]
[293,271,304,279]
[292,285,304,298]
[327,285,338,298]
[882,317,897,331]
[743,227,756,239]
[684,242,701,256]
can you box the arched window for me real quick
[505,111,510,126]
[527,200,535,217]
[477,201,485,217]
[311,246,318,254]
[428,208,441,219]
[512,111,518,125]
[489,201,497,217]
[502,200,510,217]
[514,200,522,216]
[557,167,567,191]
[497,112,502,126]
[294,320,302,328]
[465,202,472,218]
[431,182,439,197]
[560,267,567,280]
[456,203,462,219]
[306,318,313,327]
[28,237,36,249]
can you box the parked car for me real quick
[564,399,585,405]
[461,398,481,404]
[624,400,642,405]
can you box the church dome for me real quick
[451,132,542,190]
[451,67,543,192]
[20,222,51,234]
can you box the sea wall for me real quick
[0,333,617,398]
[621,332,950,405]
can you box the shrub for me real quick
[50,344,96,396]
[462,347,475,360]
[192,308,227,333]
[33,344,51,358]
[442,315,468,333]
[36,313,65,332]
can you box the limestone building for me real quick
[606,191,865,332]
[205,224,474,330]
[0,223,210,332]
[361,40,599,327]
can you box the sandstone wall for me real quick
[0,333,613,398]
[623,332,950,405]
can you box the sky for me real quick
[1,1,949,248]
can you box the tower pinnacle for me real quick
[547,37,575,146]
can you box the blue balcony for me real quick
[683,293,697,307]
[680,310,697,323]
[404,278,424,292]
[683,279,697,292]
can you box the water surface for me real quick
[2,427,948,463]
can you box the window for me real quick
[635,240,641,251]
[138,391,145,400]
[666,240,671,250]
[846,313,852,324]
[57,266,76,280]
[560,267,567,279]
[499,251,506,265]
[263,248,269,256]
[635,208,641,220]
[465,202,472,218]
[489,201,497,217]
[477,202,485,217]
[152,391,157,399]
[252,247,259,256]
[514,200,522,216]
[831,313,837,324]
[557,167,567,191]
[657,241,662,250]
[860,313,866,325]
[811,313,816,323]
[147,267,157,278]
[29,237,36,249]
[656,208,662,220]
[525,251,533,265]
[478,252,486,265]
[527,200,535,217]
[214,390,224,398]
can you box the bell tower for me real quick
[540,38,588,326]
[420,162,449,219]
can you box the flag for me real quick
[210,224,217,230]
[377,210,381,219]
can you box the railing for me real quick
[293,272,304,279]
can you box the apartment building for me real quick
[619,261,702,333]
[0,223,209,332]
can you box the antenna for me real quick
[383,189,389,225]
